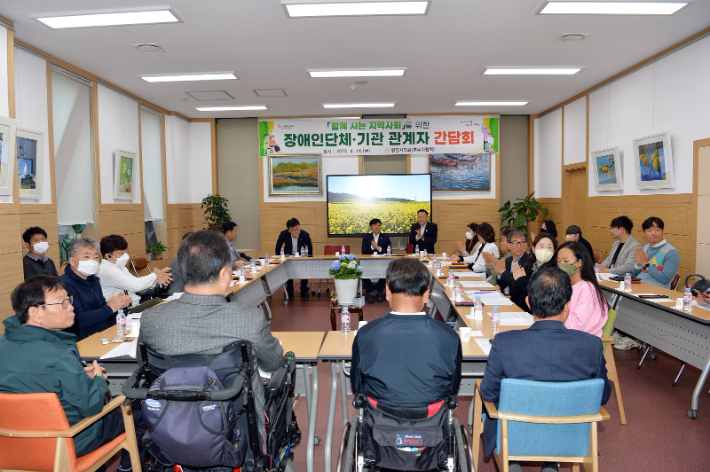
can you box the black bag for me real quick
[141,366,247,469]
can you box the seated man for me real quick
[409,209,438,254]
[361,218,391,303]
[275,218,313,298]
[599,215,642,275]
[631,216,680,289]
[488,230,529,295]
[165,231,193,295]
[139,230,283,442]
[565,225,594,260]
[0,276,135,470]
[22,226,58,279]
[480,267,611,472]
[221,221,249,269]
[98,234,172,310]
[351,258,461,406]
[60,239,131,340]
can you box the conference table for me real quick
[598,277,710,418]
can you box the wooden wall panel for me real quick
[166,203,203,258]
[0,214,24,256]
[97,204,147,257]
[532,198,563,237]
[0,292,14,335]
[19,205,60,264]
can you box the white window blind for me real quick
[141,108,164,221]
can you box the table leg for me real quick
[324,361,340,472]
[690,354,710,417]
[306,364,319,472]
[339,360,349,428]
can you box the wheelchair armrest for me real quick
[353,393,366,409]
[447,396,459,410]
[264,365,288,402]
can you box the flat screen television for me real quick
[327,174,432,237]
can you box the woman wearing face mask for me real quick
[457,223,499,277]
[557,241,609,337]
[452,223,480,260]
[508,233,558,313]
[98,234,172,312]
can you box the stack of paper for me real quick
[692,301,710,311]
[465,291,515,305]
[453,272,485,278]
[598,273,616,282]
[475,338,493,355]
[100,339,137,359]
[497,312,534,326]
[460,281,496,289]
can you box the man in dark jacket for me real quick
[274,218,313,298]
[361,218,391,303]
[565,225,594,261]
[0,275,136,469]
[22,226,58,279]
[490,230,529,295]
[408,209,438,254]
[59,238,130,340]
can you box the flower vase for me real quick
[334,278,359,306]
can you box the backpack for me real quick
[141,365,247,469]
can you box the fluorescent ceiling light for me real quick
[323,102,396,108]
[308,68,406,78]
[140,72,238,83]
[537,1,689,15]
[196,106,268,111]
[456,101,529,106]
[34,7,180,29]
[483,67,583,75]
[283,0,430,18]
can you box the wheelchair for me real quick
[337,393,472,472]
[122,340,300,472]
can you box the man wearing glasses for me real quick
[0,275,137,470]
[487,230,529,295]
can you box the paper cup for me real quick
[358,320,368,329]
[442,252,447,258]
[129,321,140,337]
[675,298,684,309]
[335,251,340,257]
[459,327,472,342]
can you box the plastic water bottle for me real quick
[387,245,391,255]
[473,296,483,321]
[624,273,632,293]
[305,246,309,257]
[447,272,455,287]
[491,306,500,335]
[683,288,693,312]
[264,253,269,265]
[341,245,346,255]
[341,306,351,334]
[280,247,285,259]
[116,309,127,337]
[415,245,420,256]
[301,246,305,256]
[594,263,601,281]
[422,249,428,259]
[455,281,463,301]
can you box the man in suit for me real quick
[408,208,438,254]
[599,215,642,275]
[221,221,248,270]
[139,230,283,442]
[351,258,461,406]
[361,218,391,303]
[275,218,314,298]
[480,267,611,472]
[487,230,529,295]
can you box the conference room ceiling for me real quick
[1,0,709,118]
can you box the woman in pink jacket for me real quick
[557,241,609,337]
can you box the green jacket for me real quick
[0,316,109,452]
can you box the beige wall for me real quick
[499,115,529,214]
[696,143,710,276]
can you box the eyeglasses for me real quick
[39,296,73,309]
[509,241,527,246]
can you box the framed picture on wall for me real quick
[429,153,491,191]
[633,132,674,190]
[268,153,322,196]
[17,129,44,199]
[591,147,623,192]
[114,149,136,200]
[0,116,17,197]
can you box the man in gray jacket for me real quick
[140,230,283,443]
[599,216,642,275]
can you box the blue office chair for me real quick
[472,378,610,472]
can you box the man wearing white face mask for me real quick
[98,234,172,309]
[60,238,131,340]
[22,226,58,279]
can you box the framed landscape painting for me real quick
[268,154,322,196]
[17,129,44,199]
[0,116,17,197]
[114,149,136,200]
[591,147,623,192]
[633,132,674,190]
[429,152,491,191]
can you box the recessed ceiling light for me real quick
[322,102,396,108]
[283,0,431,18]
[308,68,406,78]
[134,43,164,54]
[537,0,690,15]
[34,7,181,29]
[482,67,583,75]
[455,101,530,106]
[140,72,238,83]
[196,106,268,111]
[559,33,588,43]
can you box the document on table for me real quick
[459,281,496,289]
[465,291,515,305]
[692,301,710,311]
[453,272,484,278]
[475,338,492,355]
[100,339,137,359]
[598,273,616,281]
[497,312,534,326]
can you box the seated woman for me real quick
[452,223,479,259]
[509,233,558,312]
[458,222,499,278]
[557,241,609,337]
[98,234,172,312]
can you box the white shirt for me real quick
[416,223,426,241]
[373,233,380,245]
[98,259,158,306]
[462,242,499,276]
[291,235,299,254]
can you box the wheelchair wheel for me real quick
[336,419,355,472]
[453,417,469,472]
[460,422,474,472]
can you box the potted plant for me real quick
[330,291,339,307]
[352,292,365,308]
[146,241,167,260]
[201,194,232,228]
[329,254,362,306]
[499,192,549,233]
